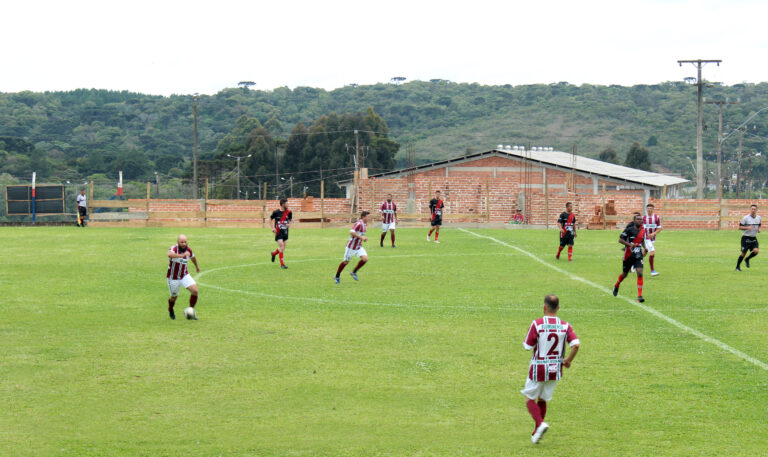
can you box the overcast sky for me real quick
[3,0,766,96]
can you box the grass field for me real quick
[1,226,766,457]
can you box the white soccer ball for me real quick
[184,307,197,320]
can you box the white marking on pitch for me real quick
[459,228,768,371]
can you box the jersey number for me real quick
[545,333,560,356]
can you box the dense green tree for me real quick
[599,147,619,164]
[625,142,652,170]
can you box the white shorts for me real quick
[382,222,396,232]
[343,246,367,262]
[520,378,559,401]
[168,274,196,297]
[644,238,655,253]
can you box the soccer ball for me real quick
[184,307,197,320]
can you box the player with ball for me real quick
[167,234,201,320]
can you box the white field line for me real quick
[459,228,768,371]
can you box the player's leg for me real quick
[745,246,759,268]
[434,225,440,242]
[737,238,748,270]
[556,237,565,259]
[390,228,396,247]
[428,222,434,240]
[567,238,573,261]
[277,238,287,267]
[352,250,368,279]
[521,380,544,432]
[187,283,199,308]
[614,261,631,296]
[271,236,279,262]
[635,265,644,302]
[167,279,180,319]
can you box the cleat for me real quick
[169,309,175,320]
[350,272,359,281]
[651,270,659,276]
[612,286,619,297]
[281,265,288,269]
[568,258,572,262]
[271,252,276,263]
[555,254,560,260]
[380,243,383,247]
[531,422,549,444]
[392,245,396,248]
[334,276,340,284]
[426,236,431,242]
[736,267,742,272]
[745,257,751,268]
[637,296,645,303]
[434,240,440,244]
[631,265,636,272]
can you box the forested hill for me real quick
[1,81,768,186]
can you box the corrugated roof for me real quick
[495,147,689,187]
[357,149,688,188]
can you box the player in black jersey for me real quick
[427,190,445,243]
[556,202,577,260]
[270,199,292,269]
[613,213,646,303]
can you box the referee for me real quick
[736,204,760,271]
[76,189,87,227]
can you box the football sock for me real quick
[380,233,386,244]
[279,252,285,266]
[568,246,573,260]
[353,259,367,273]
[526,399,543,428]
[391,231,395,246]
[615,274,625,288]
[168,299,175,311]
[557,246,563,258]
[336,262,346,277]
[737,255,744,268]
[747,251,758,261]
[649,255,655,270]
[190,294,198,307]
[271,249,279,256]
[428,229,434,237]
[537,400,547,420]
[435,231,439,241]
[637,276,643,297]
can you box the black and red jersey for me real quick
[429,199,444,221]
[558,211,576,234]
[620,222,645,261]
[270,209,292,232]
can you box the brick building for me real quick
[341,147,688,226]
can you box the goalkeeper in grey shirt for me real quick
[737,204,761,271]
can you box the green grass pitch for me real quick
[1,227,766,456]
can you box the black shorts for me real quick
[431,217,442,227]
[275,230,289,242]
[741,236,758,252]
[78,206,87,217]
[559,231,575,247]
[622,255,643,273]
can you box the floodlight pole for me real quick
[678,59,721,199]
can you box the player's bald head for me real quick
[178,234,188,244]
[544,294,559,311]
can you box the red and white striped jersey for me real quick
[167,245,194,280]
[643,214,661,241]
[523,316,579,381]
[380,201,397,224]
[346,220,367,250]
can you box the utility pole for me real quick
[275,144,280,199]
[678,59,721,198]
[705,98,739,200]
[227,154,251,199]
[737,128,743,198]
[193,94,199,199]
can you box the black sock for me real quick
[737,256,744,268]
[747,251,759,260]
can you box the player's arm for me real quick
[190,254,200,273]
[168,249,188,259]
[738,218,751,230]
[563,343,579,368]
[618,232,634,248]
[350,228,367,242]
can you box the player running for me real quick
[736,204,761,271]
[521,294,580,444]
[613,213,646,302]
[334,211,371,284]
[379,193,398,248]
[270,198,292,269]
[556,202,576,260]
[643,203,662,276]
[167,234,200,320]
[427,190,444,243]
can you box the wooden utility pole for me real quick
[193,94,198,199]
[736,128,744,198]
[704,99,739,200]
[678,59,721,198]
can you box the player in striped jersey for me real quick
[379,194,398,248]
[334,211,371,284]
[642,203,662,276]
[166,234,200,320]
[521,294,580,444]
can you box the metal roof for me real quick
[356,148,688,188]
